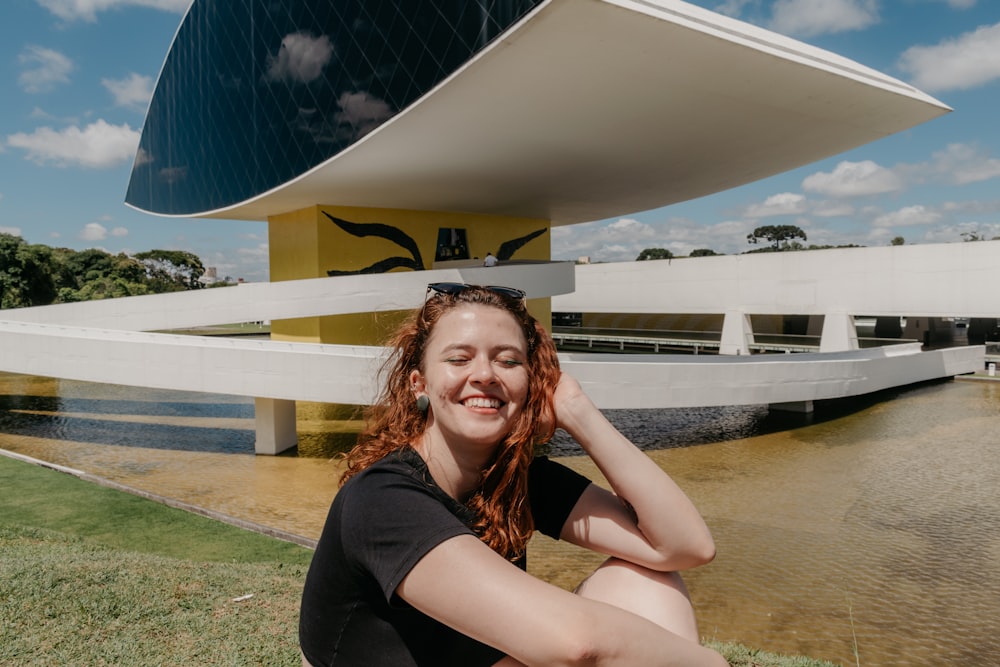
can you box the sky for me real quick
[1,0,998,282]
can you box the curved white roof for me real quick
[203,0,949,224]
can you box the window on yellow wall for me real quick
[435,228,469,261]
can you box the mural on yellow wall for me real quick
[323,212,425,275]
[493,228,547,260]
[322,211,548,275]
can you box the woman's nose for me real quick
[469,357,497,383]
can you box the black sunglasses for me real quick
[425,282,526,303]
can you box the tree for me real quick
[746,225,807,251]
[689,248,719,257]
[50,247,150,302]
[0,234,57,309]
[135,249,206,291]
[890,236,905,246]
[636,248,674,261]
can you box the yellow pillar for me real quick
[268,205,551,344]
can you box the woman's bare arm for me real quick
[397,534,727,667]
[553,373,716,572]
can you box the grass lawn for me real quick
[0,454,311,665]
[0,453,839,666]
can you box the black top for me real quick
[299,447,591,667]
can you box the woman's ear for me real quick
[409,369,425,395]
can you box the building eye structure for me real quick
[126,0,544,217]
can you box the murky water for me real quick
[1,371,998,666]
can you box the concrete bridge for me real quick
[0,241,990,454]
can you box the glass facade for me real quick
[126,0,544,216]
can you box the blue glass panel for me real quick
[126,0,544,216]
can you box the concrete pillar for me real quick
[770,400,814,413]
[254,398,298,455]
[820,311,859,352]
[720,309,753,355]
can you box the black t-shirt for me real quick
[299,447,591,667]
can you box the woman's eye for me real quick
[498,358,523,367]
[445,357,469,364]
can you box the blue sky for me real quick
[1,0,998,282]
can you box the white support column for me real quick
[720,309,753,355]
[254,398,298,455]
[820,311,859,353]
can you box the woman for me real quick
[299,283,726,667]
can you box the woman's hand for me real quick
[551,372,598,436]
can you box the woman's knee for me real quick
[574,558,700,641]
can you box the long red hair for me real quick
[341,285,562,560]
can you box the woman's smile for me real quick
[462,395,503,410]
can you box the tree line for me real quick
[0,233,217,310]
[637,225,866,261]
[636,224,1000,262]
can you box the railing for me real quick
[551,327,918,355]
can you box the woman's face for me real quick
[411,304,530,450]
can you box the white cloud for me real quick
[18,46,74,93]
[812,201,855,217]
[36,0,191,22]
[265,32,334,84]
[898,22,1000,92]
[768,0,879,37]
[887,143,1000,189]
[111,226,129,237]
[80,223,109,240]
[6,120,140,168]
[941,0,976,10]
[335,91,394,138]
[553,216,753,261]
[941,199,1000,214]
[1,226,23,236]
[102,73,153,110]
[743,192,807,218]
[713,0,754,17]
[928,143,1000,185]
[29,107,57,120]
[802,160,904,197]
[922,222,1000,244]
[552,218,659,262]
[872,205,942,228]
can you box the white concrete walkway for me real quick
[0,250,986,453]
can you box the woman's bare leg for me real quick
[574,557,701,642]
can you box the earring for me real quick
[415,394,430,413]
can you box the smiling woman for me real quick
[298,284,727,667]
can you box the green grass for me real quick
[0,455,312,564]
[0,454,840,666]
[708,642,841,667]
[2,525,307,665]
[0,454,312,665]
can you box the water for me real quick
[1,371,998,666]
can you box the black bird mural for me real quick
[322,212,549,275]
[323,212,425,276]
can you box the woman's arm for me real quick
[397,533,727,667]
[553,373,716,572]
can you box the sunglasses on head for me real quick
[425,282,526,303]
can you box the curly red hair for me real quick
[341,285,562,560]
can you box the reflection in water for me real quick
[1,372,998,666]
